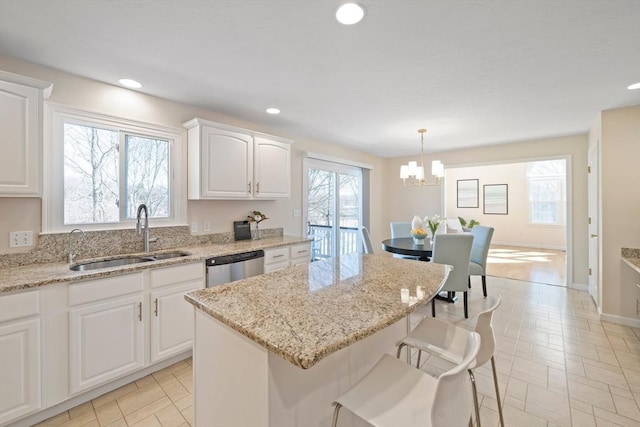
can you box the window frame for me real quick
[526,160,567,226]
[43,103,186,233]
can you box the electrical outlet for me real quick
[203,221,211,232]
[9,231,33,248]
[191,222,199,233]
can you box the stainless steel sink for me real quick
[69,251,191,271]
[148,251,191,260]
[70,257,155,271]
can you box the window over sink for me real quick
[44,104,185,232]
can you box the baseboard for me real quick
[568,282,588,291]
[600,312,640,328]
[7,351,192,427]
[491,241,567,251]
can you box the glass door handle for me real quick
[590,234,598,238]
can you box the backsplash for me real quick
[0,226,283,269]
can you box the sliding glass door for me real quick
[304,159,362,260]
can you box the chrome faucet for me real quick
[68,228,86,264]
[136,203,157,252]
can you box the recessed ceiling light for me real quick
[118,78,142,89]
[336,3,365,25]
[627,82,640,90]
[266,107,281,115]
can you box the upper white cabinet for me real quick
[184,118,292,200]
[0,71,53,197]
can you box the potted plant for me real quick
[458,216,479,232]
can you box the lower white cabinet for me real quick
[0,291,42,424]
[69,294,144,394]
[68,273,145,394]
[67,263,204,395]
[149,263,204,363]
[264,242,312,273]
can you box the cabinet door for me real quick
[0,81,39,196]
[149,281,202,363]
[254,137,291,199]
[0,318,41,424]
[201,126,253,199]
[69,294,144,394]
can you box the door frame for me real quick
[588,142,601,307]
[302,157,363,258]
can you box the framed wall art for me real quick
[457,179,479,208]
[483,184,508,215]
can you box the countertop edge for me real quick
[622,257,640,275]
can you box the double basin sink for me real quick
[70,251,191,271]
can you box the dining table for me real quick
[381,237,456,303]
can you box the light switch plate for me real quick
[293,209,302,218]
[190,222,199,233]
[203,221,210,232]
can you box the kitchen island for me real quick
[185,253,450,427]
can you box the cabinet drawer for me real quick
[0,291,40,322]
[290,243,311,260]
[69,273,144,306]
[264,260,290,274]
[150,262,204,289]
[264,247,290,264]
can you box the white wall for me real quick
[0,55,388,254]
[598,105,640,324]
[386,134,588,287]
[445,162,567,249]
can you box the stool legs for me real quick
[331,403,342,427]
[491,356,505,427]
[468,370,482,427]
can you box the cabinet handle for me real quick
[297,250,307,254]
[273,254,285,258]
[154,298,159,317]
[138,302,142,322]
[248,182,252,193]
[256,182,260,194]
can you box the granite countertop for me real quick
[0,236,311,293]
[622,248,640,274]
[185,253,450,369]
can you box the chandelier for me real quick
[400,129,444,186]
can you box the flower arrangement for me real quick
[424,214,441,237]
[247,210,269,224]
[247,211,268,239]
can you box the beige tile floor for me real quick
[36,278,639,427]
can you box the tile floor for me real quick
[35,276,639,427]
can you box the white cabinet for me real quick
[149,263,204,363]
[0,71,52,196]
[264,242,312,273]
[290,242,312,266]
[0,291,42,424]
[264,246,291,273]
[184,118,292,200]
[67,264,204,394]
[68,274,144,394]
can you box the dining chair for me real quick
[431,233,474,318]
[468,226,494,297]
[360,226,374,254]
[397,295,504,427]
[390,221,420,260]
[332,331,481,427]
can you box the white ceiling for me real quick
[1,0,639,157]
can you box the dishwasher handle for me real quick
[206,250,264,267]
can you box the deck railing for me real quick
[308,224,359,260]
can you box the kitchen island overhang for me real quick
[185,253,450,426]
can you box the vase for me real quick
[253,223,261,240]
[413,237,425,245]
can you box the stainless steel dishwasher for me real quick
[206,250,265,287]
